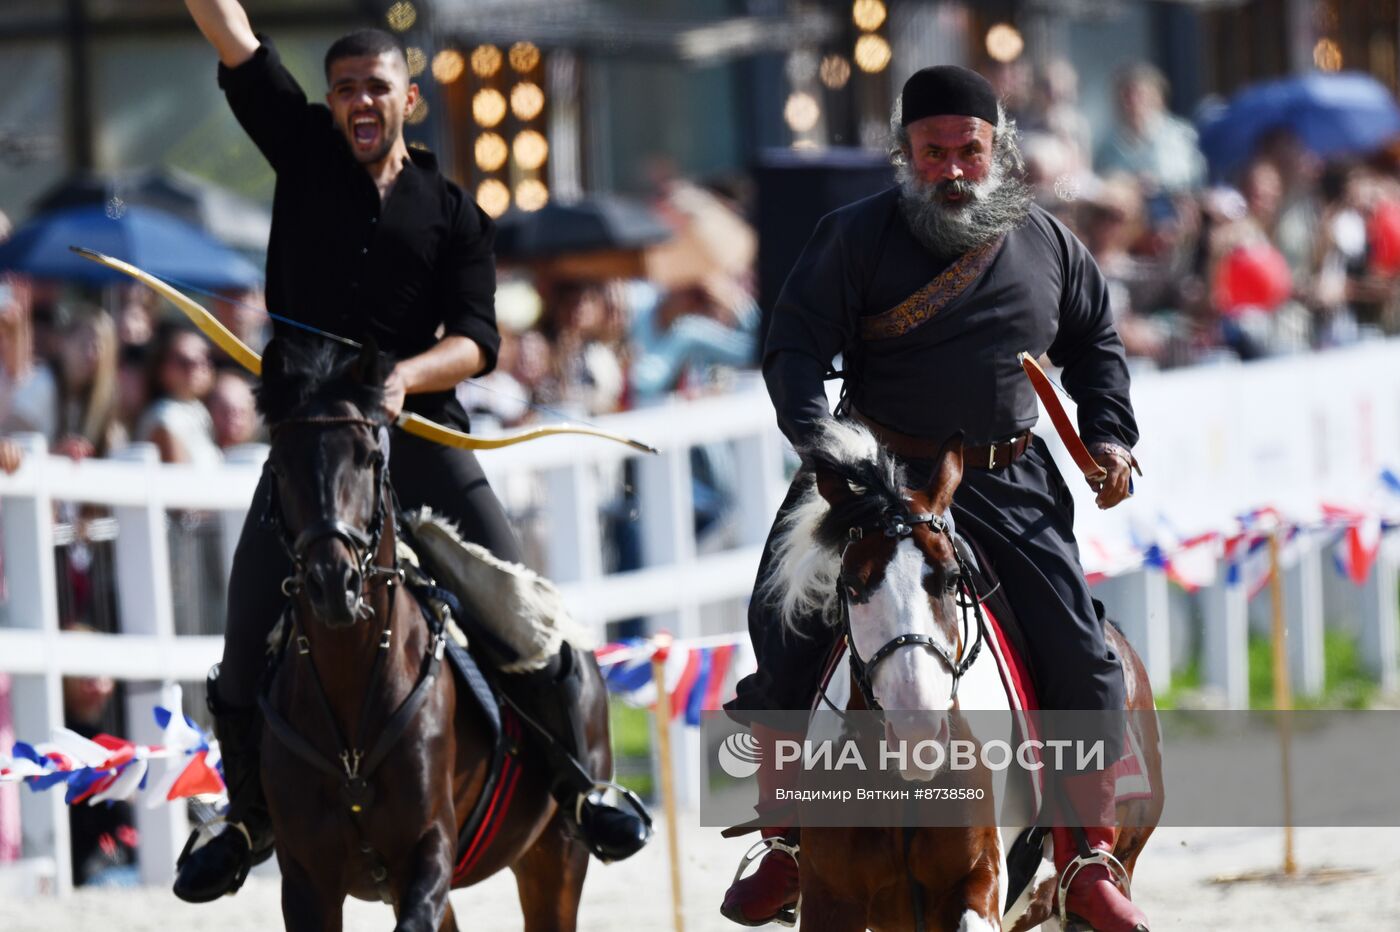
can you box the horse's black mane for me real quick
[256,336,391,426]
[801,431,911,551]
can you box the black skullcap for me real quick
[900,66,999,127]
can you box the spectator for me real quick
[1096,63,1205,193]
[630,277,760,402]
[1075,178,1168,363]
[458,328,532,429]
[115,343,150,438]
[1240,159,1284,237]
[212,285,270,356]
[52,309,123,459]
[534,275,628,417]
[1310,161,1366,346]
[1253,130,1322,282]
[1023,58,1094,176]
[0,273,57,440]
[115,284,157,349]
[206,369,260,450]
[510,328,558,416]
[61,626,139,887]
[136,325,219,465]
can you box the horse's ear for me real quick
[813,465,855,507]
[925,432,964,514]
[353,336,389,387]
[261,337,286,382]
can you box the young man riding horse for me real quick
[722,66,1149,932]
[175,0,648,903]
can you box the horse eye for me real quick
[945,575,962,595]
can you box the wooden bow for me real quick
[73,247,657,455]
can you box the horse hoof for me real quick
[718,902,797,928]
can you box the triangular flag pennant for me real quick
[166,750,225,801]
[89,759,149,805]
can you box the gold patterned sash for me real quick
[858,234,1005,341]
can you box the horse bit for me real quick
[837,507,987,710]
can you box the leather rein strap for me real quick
[1017,353,1107,483]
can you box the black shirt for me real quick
[763,188,1138,450]
[218,40,499,426]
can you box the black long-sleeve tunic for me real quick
[763,187,1138,451]
[217,39,500,427]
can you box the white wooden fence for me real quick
[3,345,1400,892]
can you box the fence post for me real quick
[1092,568,1171,692]
[1284,538,1325,697]
[732,431,784,548]
[544,462,603,588]
[218,445,267,583]
[636,445,701,806]
[109,443,186,886]
[1202,575,1250,708]
[1359,536,1400,692]
[0,435,71,893]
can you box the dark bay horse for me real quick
[765,421,1162,931]
[255,337,605,931]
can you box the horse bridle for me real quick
[257,412,443,901]
[263,415,403,617]
[838,507,986,710]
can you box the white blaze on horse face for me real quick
[850,538,958,725]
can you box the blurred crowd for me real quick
[0,250,265,469]
[1006,59,1400,369]
[7,59,1400,458]
[461,171,761,431]
[0,173,761,462]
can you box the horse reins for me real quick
[837,509,987,712]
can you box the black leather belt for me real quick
[849,408,1030,470]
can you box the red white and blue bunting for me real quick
[0,687,224,807]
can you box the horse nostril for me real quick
[343,566,362,602]
[304,571,326,607]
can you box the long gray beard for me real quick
[896,152,1032,258]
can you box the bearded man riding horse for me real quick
[721,66,1149,932]
[174,0,648,903]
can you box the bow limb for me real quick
[398,413,659,455]
[71,247,264,376]
[71,247,658,455]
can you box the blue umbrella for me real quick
[1199,71,1400,179]
[0,203,261,288]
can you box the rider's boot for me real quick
[172,666,275,903]
[1050,769,1149,932]
[720,723,802,927]
[506,642,652,862]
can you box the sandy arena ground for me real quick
[3,821,1397,930]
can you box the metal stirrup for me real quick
[574,780,653,832]
[1055,847,1133,924]
[730,836,802,928]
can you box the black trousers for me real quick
[727,436,1126,734]
[217,428,523,706]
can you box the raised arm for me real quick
[184,0,259,68]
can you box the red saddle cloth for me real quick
[978,602,1154,815]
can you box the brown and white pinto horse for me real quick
[255,337,604,932]
[763,420,1162,931]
